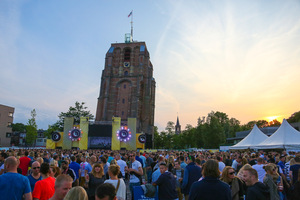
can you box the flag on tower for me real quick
[128,11,133,17]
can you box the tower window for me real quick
[124,84,126,89]
[122,99,125,104]
[122,111,124,116]
[124,71,128,76]
[124,49,131,61]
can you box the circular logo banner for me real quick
[52,132,61,142]
[138,134,146,143]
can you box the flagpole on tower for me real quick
[128,10,133,42]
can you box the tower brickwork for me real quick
[95,42,155,148]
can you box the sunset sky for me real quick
[1,0,300,131]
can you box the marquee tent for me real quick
[230,124,268,150]
[252,119,300,150]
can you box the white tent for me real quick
[252,119,300,150]
[230,124,268,150]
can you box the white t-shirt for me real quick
[219,161,226,173]
[130,160,142,183]
[231,160,239,170]
[117,159,127,177]
[252,164,266,182]
[104,179,126,200]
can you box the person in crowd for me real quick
[50,155,59,167]
[115,153,127,178]
[60,160,76,182]
[278,156,285,171]
[19,151,31,175]
[153,162,178,200]
[79,156,92,187]
[263,164,281,200]
[100,156,110,175]
[27,161,42,192]
[49,174,73,200]
[231,156,242,173]
[167,155,175,172]
[252,157,266,182]
[221,166,244,200]
[90,155,98,166]
[105,164,126,200]
[125,152,143,199]
[217,156,226,173]
[49,165,57,178]
[36,157,44,165]
[69,155,80,186]
[289,156,300,185]
[95,183,117,200]
[43,153,50,164]
[0,152,8,175]
[85,162,106,200]
[290,168,300,200]
[32,162,56,200]
[0,156,32,200]
[189,159,231,200]
[237,164,252,180]
[179,155,187,169]
[172,160,184,200]
[249,154,257,166]
[243,167,270,200]
[64,186,88,200]
[108,152,114,164]
[181,154,202,200]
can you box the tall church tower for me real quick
[95,39,156,148]
[175,116,181,135]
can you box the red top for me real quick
[19,156,31,175]
[32,177,55,200]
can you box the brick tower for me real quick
[95,39,156,148]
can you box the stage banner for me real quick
[62,117,74,149]
[123,118,136,150]
[111,117,121,150]
[46,139,55,149]
[136,133,145,149]
[79,117,89,150]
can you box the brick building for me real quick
[95,41,156,148]
[0,104,14,147]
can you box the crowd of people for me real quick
[0,148,300,200]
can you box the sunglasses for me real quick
[33,167,40,170]
[229,172,235,175]
[129,155,133,157]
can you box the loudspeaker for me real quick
[145,134,152,149]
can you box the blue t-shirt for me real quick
[0,172,31,200]
[69,161,81,180]
[27,174,42,192]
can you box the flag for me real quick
[128,11,132,17]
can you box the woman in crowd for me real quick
[85,163,106,200]
[167,155,175,172]
[104,164,126,200]
[263,164,281,200]
[221,166,244,200]
[64,186,88,200]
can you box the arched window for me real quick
[124,49,131,62]
[124,71,128,76]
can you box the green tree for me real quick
[12,123,26,132]
[165,121,175,135]
[287,111,300,123]
[26,109,38,146]
[268,119,281,127]
[55,101,94,131]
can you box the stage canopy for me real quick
[230,124,268,150]
[252,119,300,150]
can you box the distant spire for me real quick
[175,114,181,134]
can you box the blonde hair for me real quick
[220,166,235,183]
[237,164,252,180]
[108,164,120,176]
[64,186,88,200]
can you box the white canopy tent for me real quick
[252,119,300,150]
[230,124,268,150]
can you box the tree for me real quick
[54,101,94,131]
[12,123,26,132]
[26,109,38,146]
[268,119,281,127]
[165,121,175,135]
[287,111,300,123]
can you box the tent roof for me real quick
[230,124,268,150]
[252,119,300,149]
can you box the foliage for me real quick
[53,101,94,131]
[12,123,26,132]
[26,109,38,146]
[287,111,300,123]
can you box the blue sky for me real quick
[1,0,300,131]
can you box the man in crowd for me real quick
[0,152,8,175]
[49,174,73,200]
[278,155,286,171]
[95,183,117,200]
[189,159,231,200]
[69,156,80,186]
[0,156,32,200]
[172,160,184,200]
[115,153,126,177]
[19,151,31,175]
[252,157,266,182]
[231,155,242,173]
[217,156,226,173]
[181,154,202,200]
[153,162,178,200]
[61,160,76,183]
[79,156,92,186]
[27,161,42,192]
[290,156,300,185]
[145,153,153,183]
[243,168,270,200]
[179,155,187,169]
[125,152,143,199]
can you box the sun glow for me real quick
[265,116,280,122]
